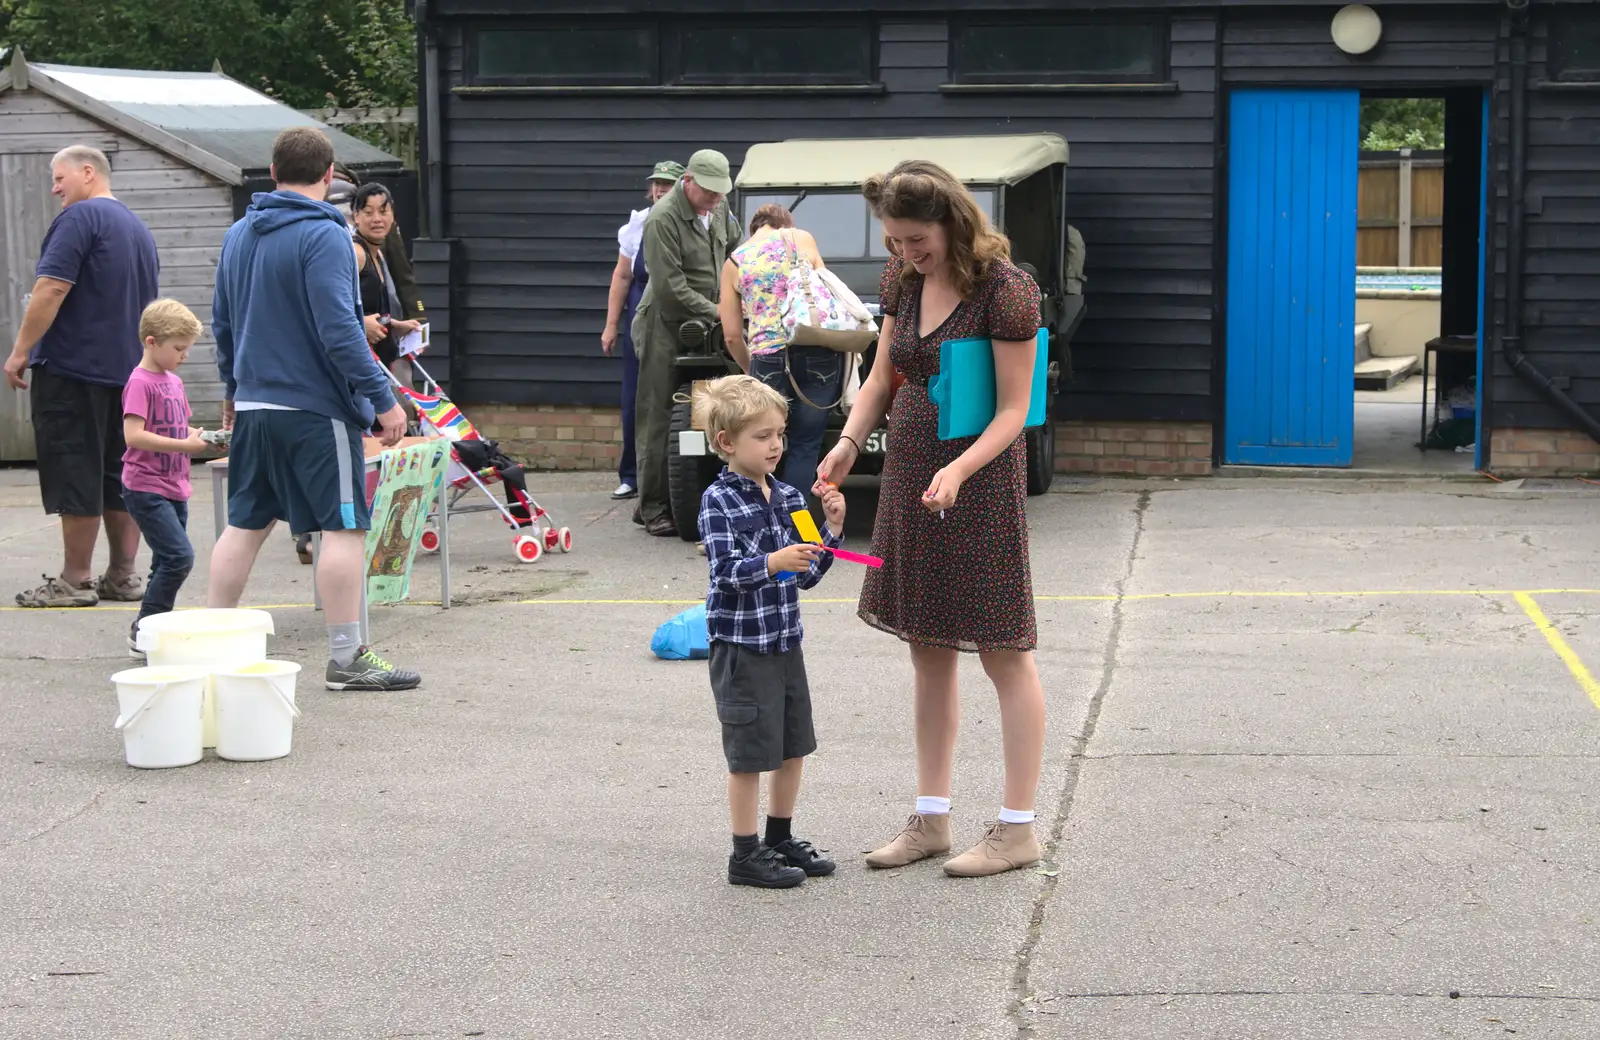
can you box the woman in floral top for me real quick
[719,204,842,494]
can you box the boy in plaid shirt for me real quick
[697,375,847,888]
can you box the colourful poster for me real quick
[364,441,449,604]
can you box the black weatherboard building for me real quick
[411,0,1600,477]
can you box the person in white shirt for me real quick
[601,160,684,501]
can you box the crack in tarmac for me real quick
[1008,489,1150,1038]
[2,779,130,849]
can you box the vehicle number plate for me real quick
[862,430,888,454]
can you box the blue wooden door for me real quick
[1225,89,1359,466]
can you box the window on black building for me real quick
[666,23,874,86]
[468,21,874,87]
[471,25,658,85]
[1550,11,1600,82]
[951,19,1167,85]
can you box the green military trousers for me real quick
[631,303,680,525]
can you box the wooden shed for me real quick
[0,49,405,460]
[411,0,1600,478]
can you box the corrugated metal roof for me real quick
[33,63,400,172]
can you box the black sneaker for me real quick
[728,845,806,889]
[769,837,837,877]
[325,646,422,692]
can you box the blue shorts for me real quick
[227,409,370,535]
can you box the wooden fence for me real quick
[1358,149,1443,267]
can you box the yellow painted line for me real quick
[1514,592,1600,711]
[4,588,1600,613]
[1103,588,1600,602]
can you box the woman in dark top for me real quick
[351,183,423,383]
[814,159,1047,879]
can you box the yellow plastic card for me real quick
[790,509,823,544]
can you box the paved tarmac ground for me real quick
[1,465,1598,1040]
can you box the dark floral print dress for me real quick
[857,254,1042,653]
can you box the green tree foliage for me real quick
[0,0,414,110]
[1360,98,1446,151]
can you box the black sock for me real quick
[732,833,760,857]
[765,816,793,848]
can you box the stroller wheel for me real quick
[557,527,573,553]
[514,535,543,563]
[420,526,440,553]
[543,526,560,552]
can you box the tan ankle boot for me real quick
[865,813,952,869]
[942,821,1041,878]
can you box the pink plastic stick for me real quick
[830,547,884,568]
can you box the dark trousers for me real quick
[122,490,193,630]
[632,307,679,523]
[619,322,639,487]
[751,347,844,495]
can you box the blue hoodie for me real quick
[212,190,396,428]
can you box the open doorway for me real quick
[1351,91,1485,473]
[1222,87,1488,472]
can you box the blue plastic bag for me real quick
[927,328,1049,441]
[651,603,710,661]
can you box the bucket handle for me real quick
[266,676,303,719]
[113,682,168,732]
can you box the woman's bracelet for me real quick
[839,433,863,455]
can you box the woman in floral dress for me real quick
[814,160,1046,878]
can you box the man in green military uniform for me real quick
[631,149,743,537]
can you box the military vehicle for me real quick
[665,133,1086,541]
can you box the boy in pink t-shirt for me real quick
[121,299,209,656]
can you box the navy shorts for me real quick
[227,409,370,535]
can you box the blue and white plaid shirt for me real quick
[700,467,843,654]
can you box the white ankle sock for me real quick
[998,807,1035,825]
[915,796,951,815]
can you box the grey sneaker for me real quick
[127,633,145,660]
[97,573,144,602]
[325,646,422,692]
[16,575,98,608]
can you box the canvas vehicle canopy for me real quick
[735,133,1070,190]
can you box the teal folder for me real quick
[927,328,1049,441]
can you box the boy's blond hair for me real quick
[692,375,787,459]
[139,298,203,344]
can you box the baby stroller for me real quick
[379,354,572,563]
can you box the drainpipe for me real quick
[416,0,445,238]
[1499,0,1600,442]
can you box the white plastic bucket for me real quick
[136,609,275,749]
[111,666,209,769]
[212,661,302,762]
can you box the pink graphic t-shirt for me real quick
[121,366,192,501]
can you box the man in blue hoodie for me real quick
[207,126,420,692]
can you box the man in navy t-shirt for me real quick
[3,145,159,609]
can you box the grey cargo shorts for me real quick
[708,640,817,774]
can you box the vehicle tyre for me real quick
[515,535,542,563]
[668,384,721,542]
[1025,420,1056,495]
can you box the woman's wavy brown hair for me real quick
[863,159,1011,300]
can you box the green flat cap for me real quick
[686,149,732,194]
[648,160,685,183]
